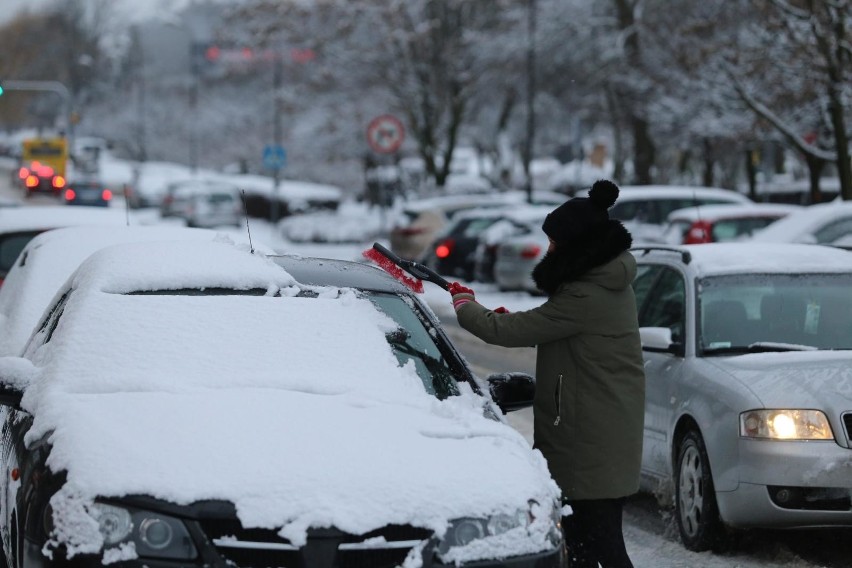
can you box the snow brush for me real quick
[363,242,450,294]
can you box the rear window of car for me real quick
[0,231,42,275]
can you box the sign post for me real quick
[263,144,287,222]
[366,115,405,235]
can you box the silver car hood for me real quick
[705,351,852,409]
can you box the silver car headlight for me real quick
[437,500,562,556]
[90,503,197,560]
[740,409,833,440]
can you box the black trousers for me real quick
[562,497,633,568]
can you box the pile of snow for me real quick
[278,200,385,243]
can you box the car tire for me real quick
[675,429,724,551]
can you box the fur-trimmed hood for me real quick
[532,220,633,296]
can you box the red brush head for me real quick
[362,248,424,293]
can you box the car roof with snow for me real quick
[749,200,852,242]
[0,205,126,233]
[665,203,802,222]
[0,226,256,357]
[632,242,852,277]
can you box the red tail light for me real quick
[519,245,541,259]
[25,175,39,188]
[102,189,113,201]
[52,176,66,188]
[685,220,713,244]
[18,167,29,179]
[435,239,454,259]
[64,188,76,201]
[39,166,54,177]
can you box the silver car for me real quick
[631,243,852,552]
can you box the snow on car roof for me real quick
[11,238,557,556]
[0,226,257,357]
[665,203,802,222]
[0,205,126,233]
[749,200,852,242]
[678,243,852,276]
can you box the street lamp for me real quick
[0,80,74,149]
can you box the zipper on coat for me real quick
[554,374,563,426]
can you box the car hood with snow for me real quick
[0,239,560,564]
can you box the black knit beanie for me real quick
[542,179,620,245]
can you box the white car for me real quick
[660,203,802,245]
[161,179,243,228]
[750,200,852,247]
[0,239,563,567]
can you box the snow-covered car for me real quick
[421,205,552,282]
[0,206,125,285]
[749,199,852,248]
[630,243,852,552]
[660,203,802,244]
[160,179,243,228]
[471,206,552,284]
[0,225,256,357]
[0,239,564,567]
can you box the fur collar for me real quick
[532,220,633,296]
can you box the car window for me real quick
[814,217,852,244]
[639,267,686,344]
[632,264,663,313]
[0,231,43,276]
[699,273,852,352]
[711,217,779,242]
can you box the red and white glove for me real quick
[449,282,476,311]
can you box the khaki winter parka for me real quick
[456,251,645,501]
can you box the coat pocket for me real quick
[553,374,563,426]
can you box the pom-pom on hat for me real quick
[542,179,619,245]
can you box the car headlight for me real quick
[90,503,197,560]
[437,500,561,556]
[740,409,834,440]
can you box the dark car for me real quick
[63,179,114,207]
[0,240,564,568]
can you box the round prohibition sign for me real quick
[366,114,405,154]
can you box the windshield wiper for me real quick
[704,342,818,355]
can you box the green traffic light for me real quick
[0,85,4,96]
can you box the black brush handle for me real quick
[372,243,450,291]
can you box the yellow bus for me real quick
[18,136,68,195]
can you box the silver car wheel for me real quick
[674,430,724,552]
[678,444,704,538]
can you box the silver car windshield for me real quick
[699,273,852,354]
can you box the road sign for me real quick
[366,115,405,154]
[263,144,287,170]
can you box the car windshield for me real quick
[0,231,42,275]
[699,273,852,354]
[130,287,461,399]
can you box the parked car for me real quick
[0,225,260,357]
[390,191,562,261]
[473,207,552,284]
[160,179,243,228]
[493,230,549,293]
[660,203,802,245]
[575,185,753,243]
[0,239,564,567]
[63,178,114,207]
[749,199,852,248]
[630,243,852,552]
[421,205,552,282]
[0,206,125,286]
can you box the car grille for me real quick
[843,412,852,446]
[199,520,433,568]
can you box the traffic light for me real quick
[0,83,4,96]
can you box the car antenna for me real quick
[123,184,131,226]
[240,189,255,254]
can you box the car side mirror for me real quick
[486,372,535,413]
[639,327,683,355]
[0,356,35,411]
